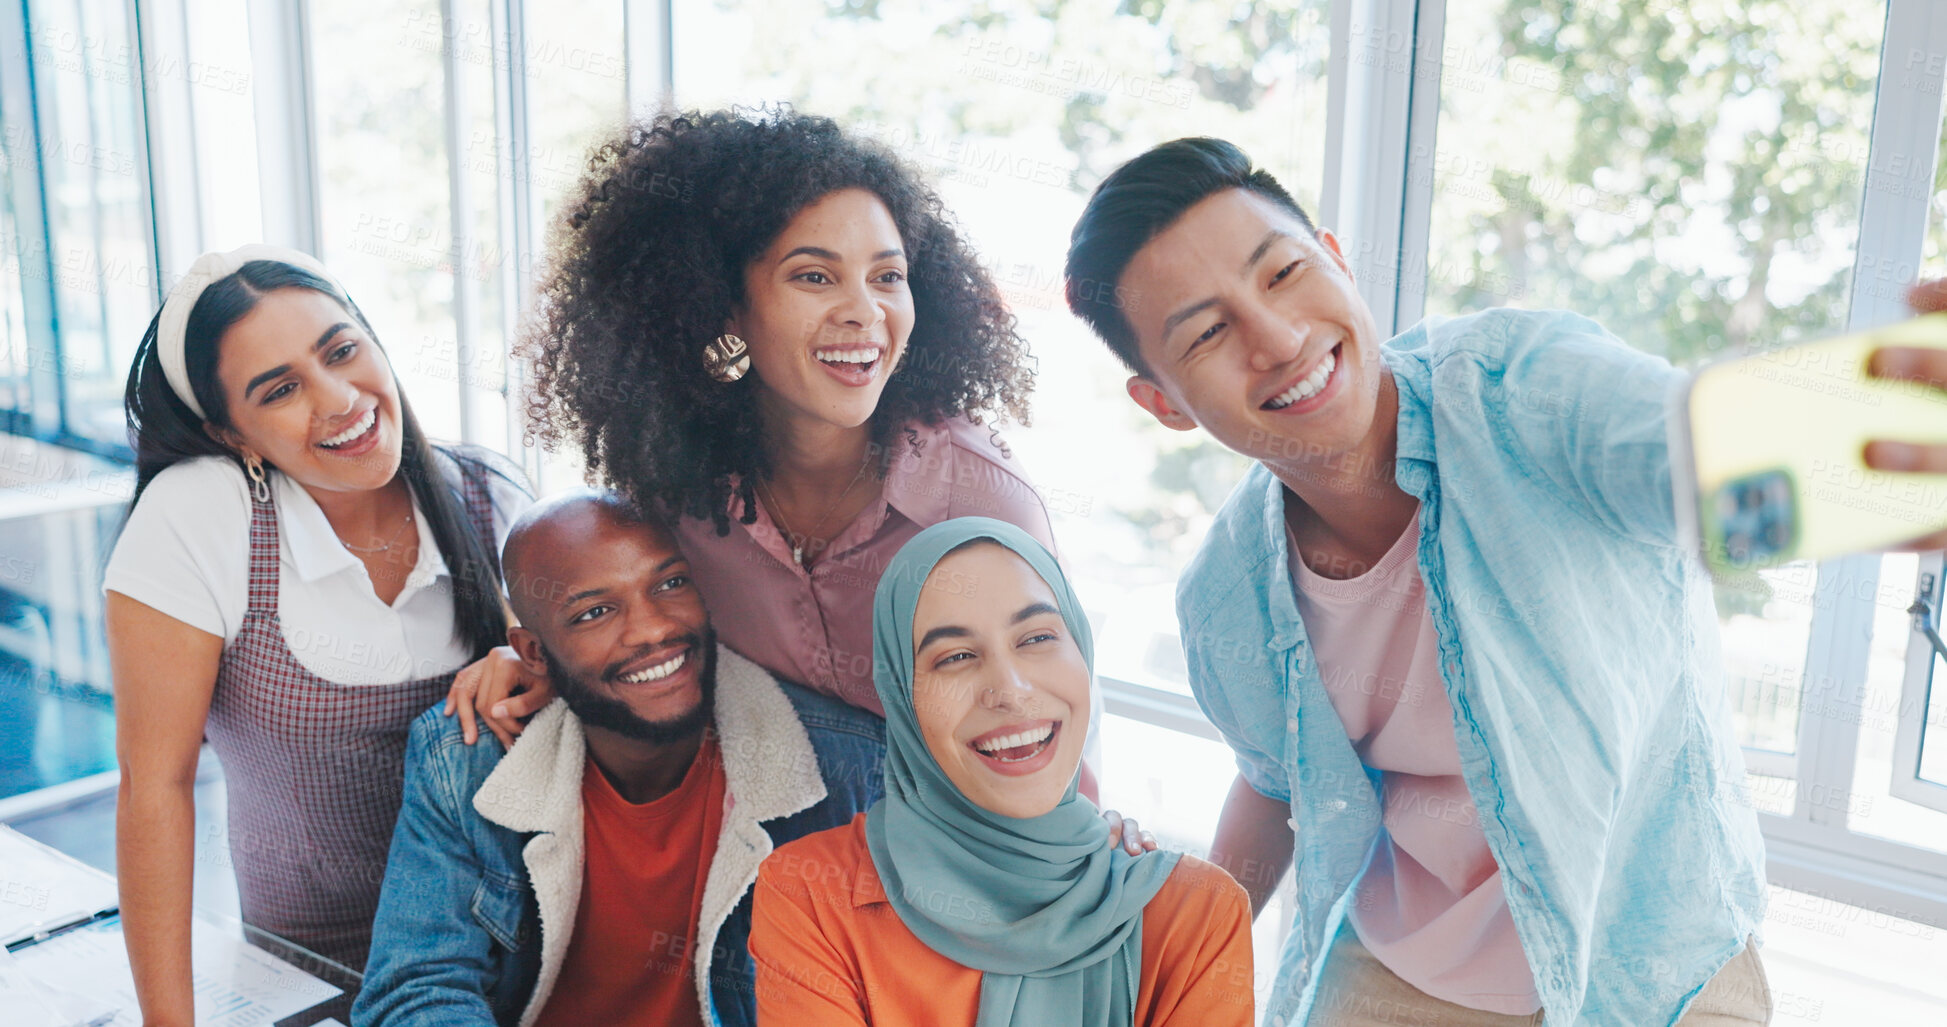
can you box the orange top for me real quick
[750,814,1255,1026]
[532,732,727,1027]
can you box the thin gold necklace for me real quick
[760,450,875,566]
[337,505,415,555]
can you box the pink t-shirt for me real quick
[1288,513,1540,1016]
[675,417,1056,715]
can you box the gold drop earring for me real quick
[242,453,271,503]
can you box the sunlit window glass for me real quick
[313,0,463,439]
[1424,1,1887,783]
[672,0,1331,698]
[25,0,157,448]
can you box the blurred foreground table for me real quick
[1,824,359,1026]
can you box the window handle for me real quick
[1913,572,1947,663]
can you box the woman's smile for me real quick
[967,719,1062,775]
[316,406,381,456]
[813,342,886,386]
[736,188,915,430]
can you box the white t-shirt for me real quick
[103,450,532,685]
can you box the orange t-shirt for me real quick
[750,814,1255,1026]
[532,732,727,1027]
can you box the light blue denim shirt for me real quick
[1179,308,1767,1027]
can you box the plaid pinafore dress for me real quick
[204,460,497,970]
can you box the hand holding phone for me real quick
[1672,312,1947,574]
[1868,281,1947,551]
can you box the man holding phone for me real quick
[1064,137,1775,1026]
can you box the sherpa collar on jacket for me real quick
[471,643,829,1027]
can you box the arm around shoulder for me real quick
[1207,773,1294,917]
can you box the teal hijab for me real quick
[865,517,1180,1027]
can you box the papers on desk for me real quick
[5,916,341,1026]
[0,829,120,949]
[0,942,118,1026]
[2,824,340,1026]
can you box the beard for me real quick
[541,627,718,745]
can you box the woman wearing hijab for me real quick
[749,518,1253,1025]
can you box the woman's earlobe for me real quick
[203,421,244,454]
[203,424,267,497]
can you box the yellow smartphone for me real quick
[1671,312,1947,575]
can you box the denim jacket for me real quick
[1180,309,1767,1027]
[352,644,885,1027]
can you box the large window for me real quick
[673,0,1333,702]
[1,3,1945,1002]
[0,0,155,802]
[1391,0,1947,931]
[314,0,467,438]
[181,0,265,248]
[1420,1,1887,811]
[4,0,157,452]
[1,112,30,421]
[665,0,1947,944]
[1420,1,1880,357]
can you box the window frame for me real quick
[1769,0,1947,927]
[1089,0,1947,935]
[1890,551,1947,814]
[0,0,164,460]
[6,0,1945,931]
[1279,0,1947,930]
[0,0,63,444]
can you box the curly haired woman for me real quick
[464,107,1133,808]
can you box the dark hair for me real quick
[1065,137,1316,375]
[123,260,511,658]
[522,106,1035,535]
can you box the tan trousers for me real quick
[1307,925,1773,1026]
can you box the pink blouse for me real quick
[1288,514,1541,1016]
[674,418,1056,715]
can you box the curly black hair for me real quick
[523,106,1036,534]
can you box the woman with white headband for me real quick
[103,245,532,1024]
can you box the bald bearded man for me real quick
[355,490,884,1027]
